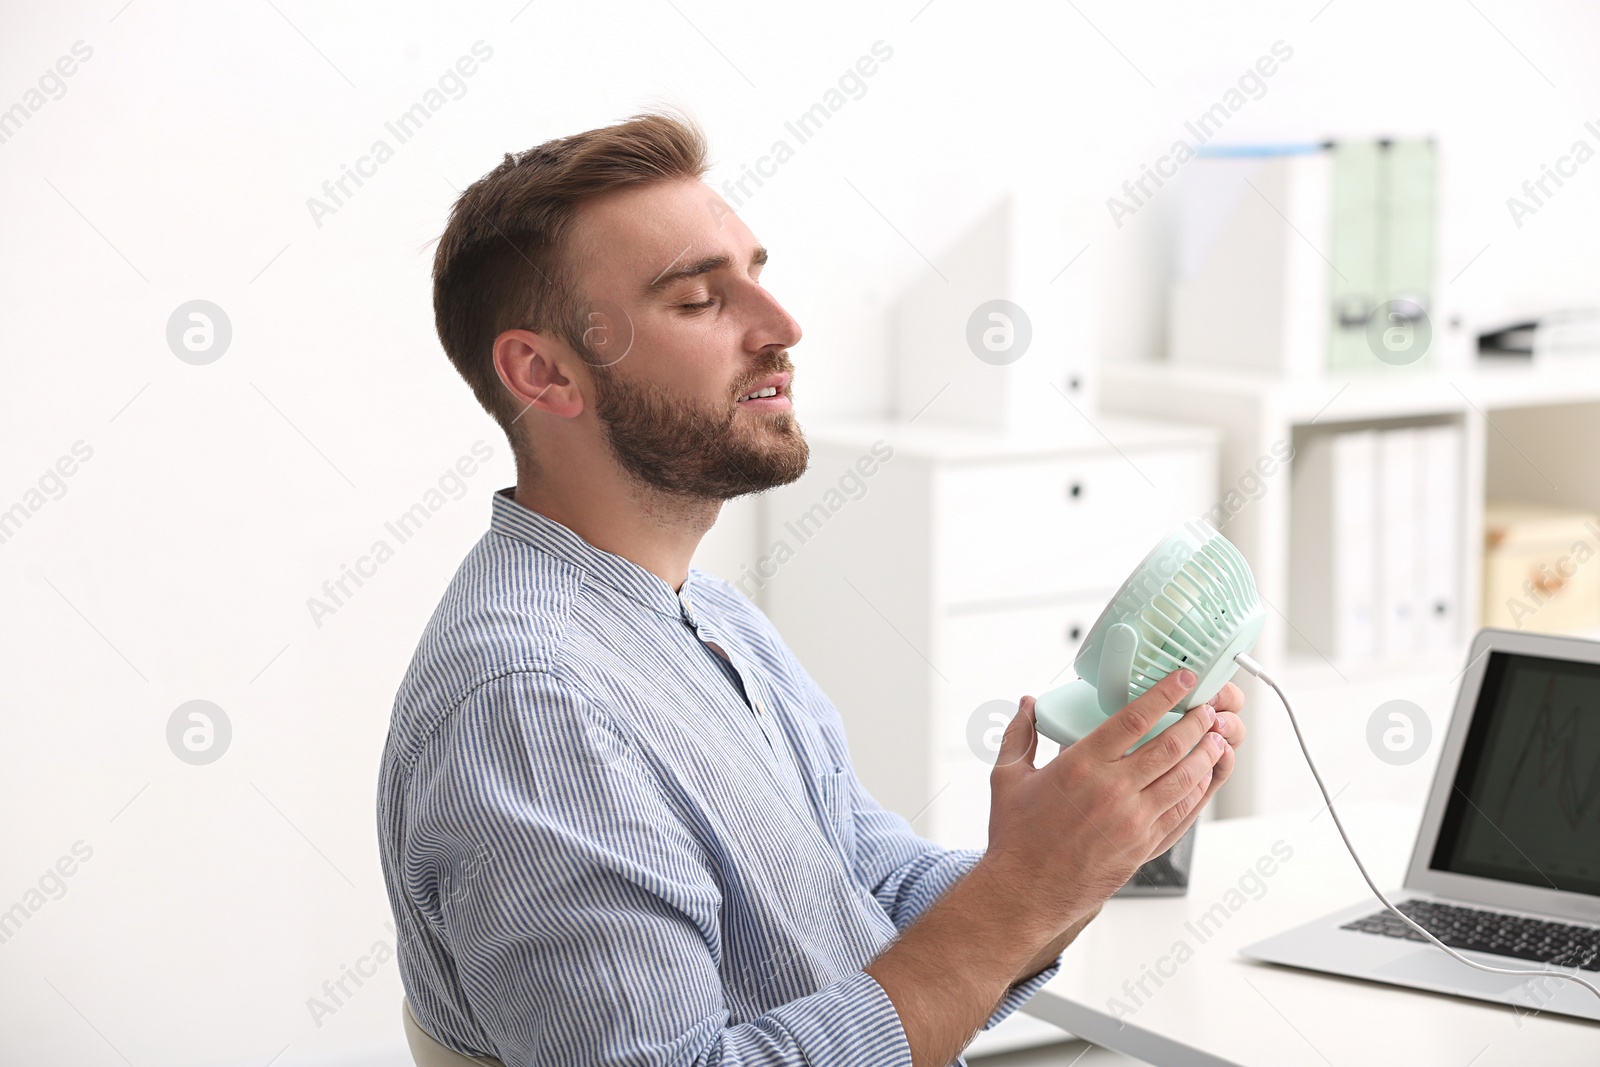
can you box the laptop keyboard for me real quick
[1341,898,1600,970]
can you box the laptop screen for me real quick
[1429,649,1600,897]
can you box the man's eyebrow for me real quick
[641,245,768,296]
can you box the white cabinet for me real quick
[933,450,1210,605]
[759,417,1220,848]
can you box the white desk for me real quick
[1022,803,1600,1066]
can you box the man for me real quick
[376,110,1245,1067]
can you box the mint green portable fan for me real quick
[1033,517,1268,749]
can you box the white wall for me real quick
[3,1,1600,1064]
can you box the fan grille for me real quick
[1126,535,1261,700]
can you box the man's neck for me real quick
[513,476,720,592]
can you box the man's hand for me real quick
[1147,679,1246,856]
[862,673,1245,1067]
[981,668,1230,937]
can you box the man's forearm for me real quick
[864,856,1090,1067]
[1012,900,1100,986]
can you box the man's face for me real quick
[564,178,808,500]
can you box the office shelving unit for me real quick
[1099,356,1600,815]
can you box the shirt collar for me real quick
[489,486,693,621]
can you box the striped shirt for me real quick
[377,486,1062,1066]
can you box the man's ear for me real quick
[493,328,587,420]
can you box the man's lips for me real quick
[735,372,792,409]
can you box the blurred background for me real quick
[6,0,1600,1064]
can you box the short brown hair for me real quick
[431,110,710,460]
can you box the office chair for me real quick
[402,997,506,1067]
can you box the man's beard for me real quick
[589,357,809,500]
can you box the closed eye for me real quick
[679,298,717,311]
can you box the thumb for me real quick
[994,696,1039,771]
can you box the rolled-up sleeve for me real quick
[402,670,915,1067]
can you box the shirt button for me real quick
[753,699,765,716]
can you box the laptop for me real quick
[1241,626,1600,1022]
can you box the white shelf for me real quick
[1272,642,1474,693]
[1273,622,1600,694]
[1103,357,1600,424]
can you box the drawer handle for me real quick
[1066,481,1083,501]
[1066,623,1083,643]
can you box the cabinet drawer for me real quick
[933,448,1213,605]
[930,596,1105,763]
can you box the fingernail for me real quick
[1211,731,1227,751]
[1177,669,1196,687]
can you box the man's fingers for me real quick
[1154,769,1212,844]
[1145,729,1226,811]
[1209,680,1245,716]
[994,696,1038,772]
[1211,710,1245,747]
[1209,734,1236,788]
[1128,701,1216,785]
[1082,668,1198,760]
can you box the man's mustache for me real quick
[732,352,793,398]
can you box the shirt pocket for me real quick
[809,764,858,867]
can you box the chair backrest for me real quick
[402,997,506,1067]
